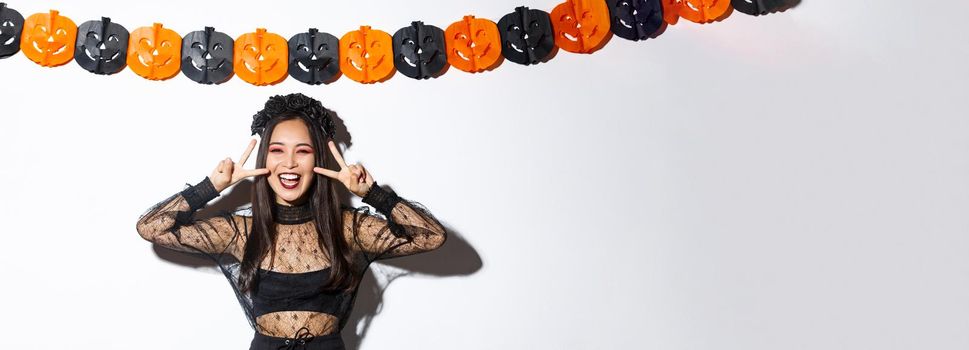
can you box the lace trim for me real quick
[175,177,220,224]
[273,201,314,225]
[181,177,220,211]
[361,182,401,215]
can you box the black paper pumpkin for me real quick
[288,28,340,85]
[497,6,556,66]
[392,21,448,80]
[181,27,234,85]
[0,3,24,59]
[74,17,129,75]
[732,0,782,16]
[607,0,664,41]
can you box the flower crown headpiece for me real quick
[251,93,335,138]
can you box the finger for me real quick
[349,166,364,183]
[239,139,258,165]
[242,168,271,177]
[353,165,366,183]
[314,167,340,179]
[328,141,348,169]
[358,164,371,183]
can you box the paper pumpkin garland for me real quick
[0,1,782,85]
[445,15,502,73]
[288,28,341,85]
[607,0,665,41]
[20,10,77,67]
[181,26,234,85]
[392,21,448,79]
[0,3,24,59]
[75,17,128,75]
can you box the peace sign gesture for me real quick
[210,139,271,193]
[314,140,375,197]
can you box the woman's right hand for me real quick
[210,138,270,193]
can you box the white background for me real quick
[1,0,967,349]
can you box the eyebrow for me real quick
[269,142,314,148]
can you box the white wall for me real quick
[1,1,967,349]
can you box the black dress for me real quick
[136,177,447,349]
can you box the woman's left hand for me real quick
[314,140,375,197]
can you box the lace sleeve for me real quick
[343,183,447,263]
[136,177,248,257]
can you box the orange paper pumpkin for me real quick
[339,26,394,84]
[234,28,288,86]
[20,10,77,67]
[445,15,502,73]
[550,0,612,54]
[661,0,683,25]
[679,0,731,23]
[127,23,181,80]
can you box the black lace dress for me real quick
[136,177,447,350]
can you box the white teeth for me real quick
[280,173,300,180]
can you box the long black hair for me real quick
[237,113,358,293]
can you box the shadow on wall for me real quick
[150,108,481,350]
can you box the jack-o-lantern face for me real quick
[392,21,448,79]
[339,26,394,84]
[551,0,612,53]
[75,17,129,75]
[497,6,556,65]
[607,0,664,41]
[679,0,731,23]
[288,28,340,85]
[21,10,77,67]
[127,23,181,80]
[234,28,288,86]
[732,0,779,16]
[181,27,234,85]
[0,3,24,59]
[445,15,502,73]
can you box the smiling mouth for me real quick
[279,173,301,190]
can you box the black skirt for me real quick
[249,328,345,350]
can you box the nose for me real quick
[285,151,298,168]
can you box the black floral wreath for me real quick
[250,93,335,138]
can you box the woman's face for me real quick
[266,118,317,206]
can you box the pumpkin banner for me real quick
[0,1,782,86]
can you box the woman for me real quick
[136,93,447,350]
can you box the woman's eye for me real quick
[270,149,283,153]
[298,149,312,154]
